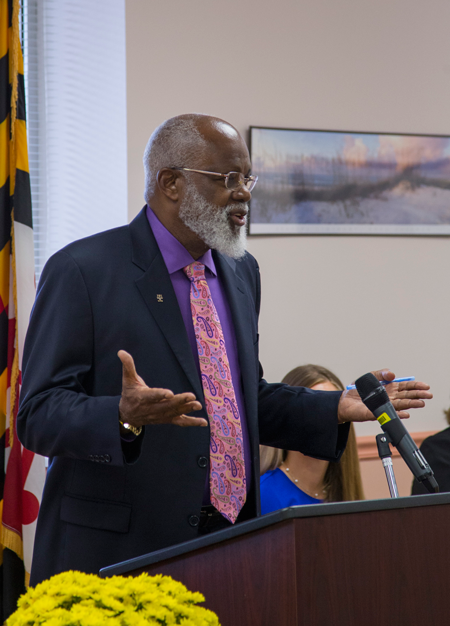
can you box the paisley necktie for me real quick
[184,261,246,523]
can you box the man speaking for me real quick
[17,114,432,585]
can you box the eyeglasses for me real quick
[172,167,258,192]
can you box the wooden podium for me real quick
[100,493,450,625]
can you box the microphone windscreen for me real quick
[354,373,380,398]
[355,372,390,413]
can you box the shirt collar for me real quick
[146,205,217,276]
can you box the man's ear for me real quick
[157,168,182,201]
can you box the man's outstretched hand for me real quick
[337,369,433,424]
[118,350,207,428]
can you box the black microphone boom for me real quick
[355,373,439,494]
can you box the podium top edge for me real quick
[100,492,450,578]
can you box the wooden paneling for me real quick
[294,505,450,625]
[131,522,298,626]
[120,500,450,626]
[357,430,438,499]
[357,430,437,460]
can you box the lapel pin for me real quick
[157,294,163,303]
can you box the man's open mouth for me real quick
[229,207,248,227]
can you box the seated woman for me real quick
[260,364,365,514]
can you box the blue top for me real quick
[260,468,323,515]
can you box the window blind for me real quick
[22,0,128,281]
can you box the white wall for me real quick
[125,0,450,437]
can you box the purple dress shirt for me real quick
[146,206,252,502]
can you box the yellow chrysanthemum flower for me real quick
[7,571,220,626]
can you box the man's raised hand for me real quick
[337,368,433,424]
[118,350,207,428]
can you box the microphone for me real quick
[355,373,439,494]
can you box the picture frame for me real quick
[249,126,450,235]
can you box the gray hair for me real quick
[143,114,209,202]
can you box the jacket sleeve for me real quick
[17,250,126,466]
[257,376,349,462]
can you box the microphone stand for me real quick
[376,433,399,498]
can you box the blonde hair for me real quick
[444,407,450,425]
[260,364,365,502]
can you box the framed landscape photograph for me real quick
[249,126,450,235]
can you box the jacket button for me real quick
[188,515,200,527]
[88,455,94,461]
[104,454,111,463]
[198,456,208,468]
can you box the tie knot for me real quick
[183,261,205,282]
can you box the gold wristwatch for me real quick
[119,420,142,437]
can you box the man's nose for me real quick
[231,185,251,202]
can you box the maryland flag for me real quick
[0,0,45,620]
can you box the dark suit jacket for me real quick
[18,208,348,585]
[411,427,450,495]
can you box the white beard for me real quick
[179,185,248,259]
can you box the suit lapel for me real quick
[129,210,203,400]
[128,210,258,415]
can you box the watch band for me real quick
[119,420,143,437]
